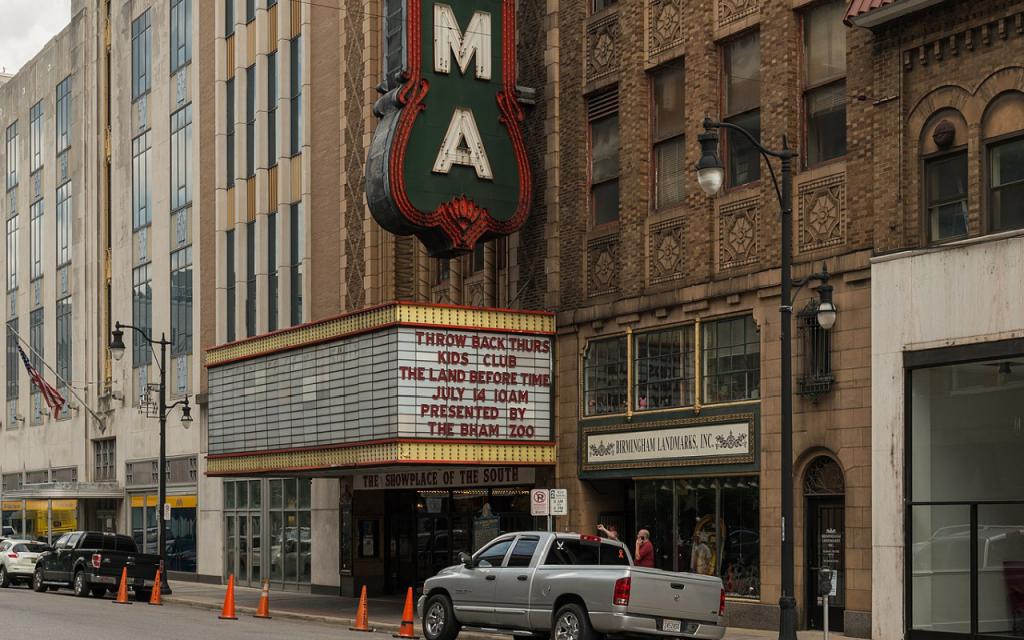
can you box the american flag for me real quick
[17,344,65,419]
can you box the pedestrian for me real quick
[635,528,655,568]
[690,532,713,575]
[597,523,619,541]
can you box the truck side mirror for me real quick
[458,551,475,568]
[817,568,833,597]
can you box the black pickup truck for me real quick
[32,531,162,600]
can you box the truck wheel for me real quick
[0,565,9,588]
[32,566,47,593]
[73,570,91,598]
[422,593,460,640]
[553,604,598,640]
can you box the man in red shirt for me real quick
[635,529,655,568]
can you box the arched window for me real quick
[920,110,969,243]
[803,456,845,496]
[982,92,1024,233]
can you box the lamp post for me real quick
[109,321,193,596]
[696,117,837,639]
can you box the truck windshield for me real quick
[544,538,631,566]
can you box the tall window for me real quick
[226,78,235,187]
[225,0,234,37]
[56,76,72,153]
[30,200,43,280]
[6,319,18,402]
[170,0,192,72]
[56,296,71,413]
[245,0,255,22]
[290,203,303,326]
[383,0,405,90]
[723,32,761,186]
[132,263,152,368]
[171,246,193,357]
[171,104,193,211]
[593,0,618,10]
[635,325,695,410]
[6,215,17,292]
[290,36,302,155]
[987,137,1024,232]
[5,122,17,190]
[924,151,968,242]
[29,101,43,173]
[583,336,628,416]
[588,89,619,225]
[132,131,151,229]
[652,64,685,210]
[267,52,278,166]
[226,230,236,342]
[245,221,256,337]
[94,439,115,482]
[246,65,256,178]
[703,315,760,403]
[53,184,71,268]
[29,309,43,424]
[132,10,152,100]
[267,212,278,332]
[803,0,847,165]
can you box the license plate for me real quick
[662,620,681,633]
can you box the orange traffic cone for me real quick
[218,574,238,620]
[253,578,272,619]
[149,569,163,605]
[393,587,420,639]
[112,566,132,605]
[349,585,374,632]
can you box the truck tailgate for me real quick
[626,568,721,623]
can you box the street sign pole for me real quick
[547,514,552,532]
[823,596,829,640]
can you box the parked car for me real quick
[32,531,161,600]
[0,539,50,587]
[418,532,726,640]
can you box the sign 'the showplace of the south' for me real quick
[366,0,531,258]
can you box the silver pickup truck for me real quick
[418,532,726,640]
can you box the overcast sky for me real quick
[0,1,71,75]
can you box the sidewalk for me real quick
[163,580,849,639]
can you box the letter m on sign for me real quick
[433,4,491,80]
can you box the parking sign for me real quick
[530,489,550,516]
[549,489,568,516]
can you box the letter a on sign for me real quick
[365,0,532,258]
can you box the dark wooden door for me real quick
[806,496,845,631]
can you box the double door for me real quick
[224,511,262,587]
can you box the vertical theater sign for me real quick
[366,0,531,257]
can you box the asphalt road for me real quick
[0,582,386,639]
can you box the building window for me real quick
[987,136,1024,233]
[593,0,617,11]
[469,242,485,274]
[171,246,193,356]
[56,182,71,267]
[290,202,303,326]
[56,296,71,413]
[702,315,760,403]
[226,78,235,188]
[5,122,17,190]
[29,101,43,173]
[803,0,847,166]
[132,131,152,229]
[29,200,43,280]
[56,76,72,154]
[245,0,255,23]
[583,336,628,416]
[267,52,278,166]
[132,263,152,368]
[268,212,278,332]
[246,65,256,178]
[924,151,968,242]
[171,104,193,212]
[225,0,234,37]
[652,63,685,210]
[226,230,236,342]
[723,31,761,187]
[132,10,152,100]
[29,309,43,424]
[635,325,695,410]
[94,439,115,482]
[246,221,256,337]
[434,258,450,285]
[6,215,17,292]
[170,0,192,73]
[290,36,302,155]
[6,318,17,402]
[383,0,405,90]
[588,89,619,226]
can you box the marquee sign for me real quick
[366,0,531,258]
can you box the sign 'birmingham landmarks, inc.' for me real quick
[366,0,531,257]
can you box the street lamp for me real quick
[695,116,837,640]
[109,320,192,596]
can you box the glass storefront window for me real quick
[635,477,760,598]
[2,501,19,537]
[23,500,49,543]
[131,495,197,571]
[226,478,312,587]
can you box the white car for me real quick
[0,539,49,587]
